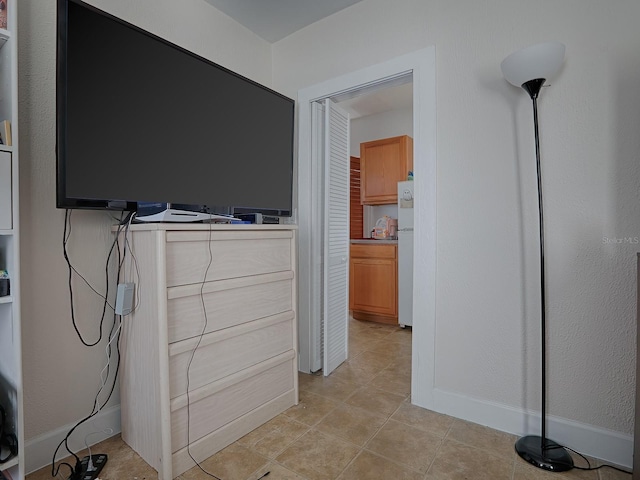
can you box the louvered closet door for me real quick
[323,98,350,375]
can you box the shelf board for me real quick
[0,451,18,470]
[0,29,8,50]
[0,296,12,304]
[0,145,14,153]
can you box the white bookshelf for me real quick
[0,1,23,479]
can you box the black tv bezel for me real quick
[55,0,295,216]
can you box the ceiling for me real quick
[204,0,365,43]
[204,0,413,119]
[337,82,413,119]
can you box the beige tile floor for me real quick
[27,318,631,480]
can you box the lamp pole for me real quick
[524,79,547,448]
[513,78,573,471]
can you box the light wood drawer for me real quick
[350,243,397,259]
[165,231,292,287]
[168,312,294,398]
[170,353,294,452]
[167,272,293,343]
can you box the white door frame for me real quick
[297,47,437,409]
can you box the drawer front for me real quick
[166,232,292,287]
[350,243,397,259]
[170,356,294,452]
[168,313,294,398]
[171,389,296,478]
[167,274,293,343]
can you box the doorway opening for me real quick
[296,47,436,409]
[337,79,414,385]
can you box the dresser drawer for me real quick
[167,271,293,343]
[170,353,295,452]
[168,312,294,398]
[165,231,292,287]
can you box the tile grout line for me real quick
[357,396,434,477]
[421,410,456,479]
[510,446,517,480]
[334,321,415,477]
[250,320,412,480]
[302,330,413,478]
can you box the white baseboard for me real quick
[24,392,634,473]
[429,388,632,469]
[24,404,121,476]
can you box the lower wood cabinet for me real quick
[350,242,397,324]
[117,224,298,480]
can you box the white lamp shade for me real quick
[501,42,565,87]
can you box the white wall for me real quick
[350,106,413,157]
[17,0,272,467]
[273,0,640,449]
[17,0,640,468]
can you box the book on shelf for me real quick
[0,121,10,147]
[0,0,7,30]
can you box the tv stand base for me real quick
[135,208,232,223]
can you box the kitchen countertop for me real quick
[350,239,398,244]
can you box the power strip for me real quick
[69,454,108,480]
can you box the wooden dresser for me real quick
[117,224,298,480]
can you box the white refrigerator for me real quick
[397,181,414,327]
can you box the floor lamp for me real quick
[501,42,573,472]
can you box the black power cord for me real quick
[0,404,18,464]
[544,444,632,475]
[185,217,223,480]
[63,209,120,346]
[183,217,271,480]
[51,212,132,479]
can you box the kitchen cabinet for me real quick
[360,135,413,205]
[349,242,397,324]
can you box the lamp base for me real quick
[515,435,574,472]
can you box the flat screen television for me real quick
[56,0,295,218]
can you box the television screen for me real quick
[56,0,295,216]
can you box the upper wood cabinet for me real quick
[360,135,413,205]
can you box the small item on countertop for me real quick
[373,215,394,239]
